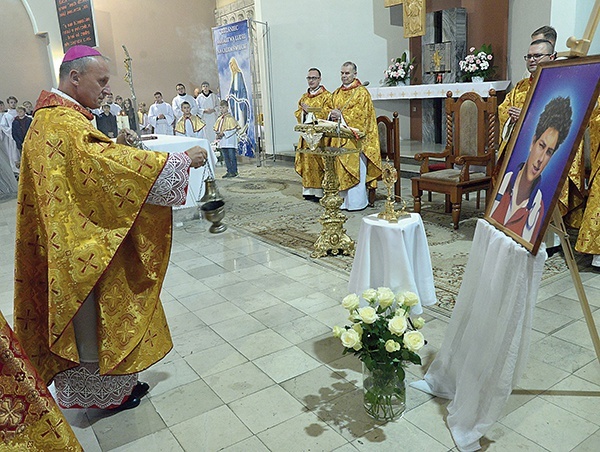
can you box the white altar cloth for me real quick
[368,80,510,101]
[348,213,437,315]
[144,134,213,210]
[411,219,547,451]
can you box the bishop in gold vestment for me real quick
[13,45,207,411]
[329,62,382,210]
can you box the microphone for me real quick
[362,80,370,86]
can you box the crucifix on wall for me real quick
[385,0,426,38]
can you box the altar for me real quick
[368,80,510,100]
[368,81,510,143]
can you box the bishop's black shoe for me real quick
[131,381,150,398]
[108,395,141,412]
[107,382,149,412]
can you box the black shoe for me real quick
[230,172,238,178]
[131,381,150,398]
[222,173,232,178]
[108,395,141,412]
[303,195,316,201]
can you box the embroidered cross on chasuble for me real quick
[384,0,426,38]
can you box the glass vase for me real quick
[362,363,406,421]
[471,76,484,83]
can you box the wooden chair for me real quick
[368,112,401,206]
[411,89,498,229]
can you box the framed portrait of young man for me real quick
[485,55,600,255]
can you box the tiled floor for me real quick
[1,154,600,451]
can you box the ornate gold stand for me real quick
[378,159,410,223]
[296,123,363,258]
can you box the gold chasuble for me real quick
[497,77,531,162]
[175,115,206,135]
[576,101,600,254]
[294,86,332,188]
[0,311,82,450]
[14,91,173,384]
[330,80,382,191]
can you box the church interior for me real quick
[2,0,600,450]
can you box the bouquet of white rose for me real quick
[333,287,426,420]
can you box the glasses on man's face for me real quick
[523,53,553,61]
[306,76,320,80]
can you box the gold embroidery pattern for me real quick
[14,92,173,384]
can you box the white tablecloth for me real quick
[411,219,547,451]
[144,134,213,210]
[348,213,437,315]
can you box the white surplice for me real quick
[196,91,220,141]
[148,101,175,135]
[172,93,198,119]
[0,110,19,173]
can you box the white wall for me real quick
[508,0,599,84]
[255,0,408,154]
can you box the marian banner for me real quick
[212,20,256,157]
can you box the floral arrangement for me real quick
[333,287,426,420]
[458,44,494,81]
[333,287,425,374]
[333,287,425,421]
[382,51,415,86]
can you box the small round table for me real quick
[348,213,437,315]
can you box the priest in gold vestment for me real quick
[576,101,600,269]
[294,67,332,200]
[13,46,207,412]
[329,61,382,210]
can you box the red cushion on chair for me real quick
[428,163,447,171]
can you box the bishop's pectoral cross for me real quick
[384,0,426,38]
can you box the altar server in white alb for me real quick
[196,82,220,142]
[172,83,198,120]
[175,101,207,140]
[149,91,175,135]
[0,96,20,174]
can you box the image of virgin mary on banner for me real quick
[213,20,256,157]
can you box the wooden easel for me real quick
[550,0,600,364]
[559,0,600,57]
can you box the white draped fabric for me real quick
[340,153,368,211]
[411,219,547,451]
[348,213,437,315]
